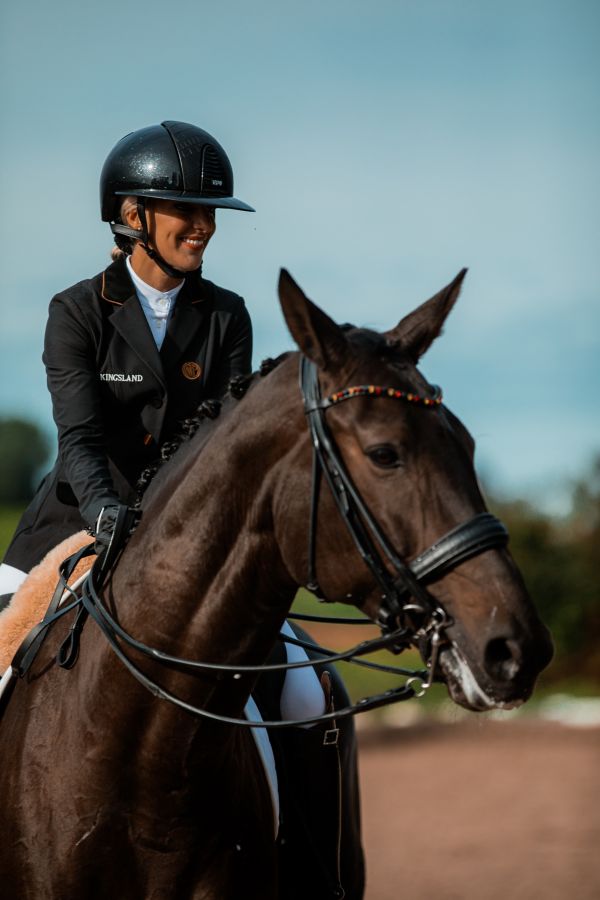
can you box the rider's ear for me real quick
[385,268,467,363]
[278,269,349,371]
[121,198,143,231]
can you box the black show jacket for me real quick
[4,256,252,572]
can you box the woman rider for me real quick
[0,120,254,596]
[0,121,365,898]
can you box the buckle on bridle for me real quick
[323,727,340,747]
[406,607,452,697]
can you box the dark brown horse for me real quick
[0,269,552,899]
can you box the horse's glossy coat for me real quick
[0,270,552,899]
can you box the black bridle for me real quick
[9,357,509,728]
[300,356,508,638]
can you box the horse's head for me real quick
[277,268,553,712]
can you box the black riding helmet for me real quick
[100,120,254,277]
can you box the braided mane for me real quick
[134,356,285,505]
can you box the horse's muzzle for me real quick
[437,623,554,712]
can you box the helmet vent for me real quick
[201,144,227,194]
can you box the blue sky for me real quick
[1,0,598,512]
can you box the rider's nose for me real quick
[191,207,215,231]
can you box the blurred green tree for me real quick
[0,418,50,503]
[490,456,600,684]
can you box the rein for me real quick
[9,358,509,728]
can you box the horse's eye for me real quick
[366,445,402,469]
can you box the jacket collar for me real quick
[100,256,213,381]
[100,255,209,308]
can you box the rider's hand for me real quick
[93,504,140,555]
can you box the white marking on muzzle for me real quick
[443,646,496,710]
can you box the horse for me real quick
[0,268,553,900]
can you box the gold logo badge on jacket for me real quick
[181,362,202,380]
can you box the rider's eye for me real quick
[365,445,402,469]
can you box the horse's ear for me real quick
[278,269,349,371]
[385,268,468,362]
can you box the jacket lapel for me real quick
[160,275,212,373]
[100,258,213,383]
[101,257,165,387]
[110,298,166,388]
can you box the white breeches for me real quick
[0,563,27,595]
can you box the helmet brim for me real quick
[113,189,255,213]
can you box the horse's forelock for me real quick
[339,326,418,374]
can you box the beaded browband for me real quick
[314,383,443,410]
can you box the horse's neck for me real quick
[107,373,301,718]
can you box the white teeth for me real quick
[182,238,204,247]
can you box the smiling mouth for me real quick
[180,237,206,250]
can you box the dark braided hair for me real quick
[111,231,134,260]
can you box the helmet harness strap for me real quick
[110,198,188,281]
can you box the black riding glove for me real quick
[93,504,140,556]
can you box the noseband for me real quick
[10,357,509,728]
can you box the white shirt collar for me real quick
[126,256,184,305]
[125,256,184,350]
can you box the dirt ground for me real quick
[357,719,600,900]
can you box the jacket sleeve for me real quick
[211,299,253,398]
[43,294,120,527]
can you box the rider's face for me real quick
[125,198,216,278]
[146,199,216,272]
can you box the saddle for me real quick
[0,531,93,672]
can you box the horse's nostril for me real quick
[484,637,522,681]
